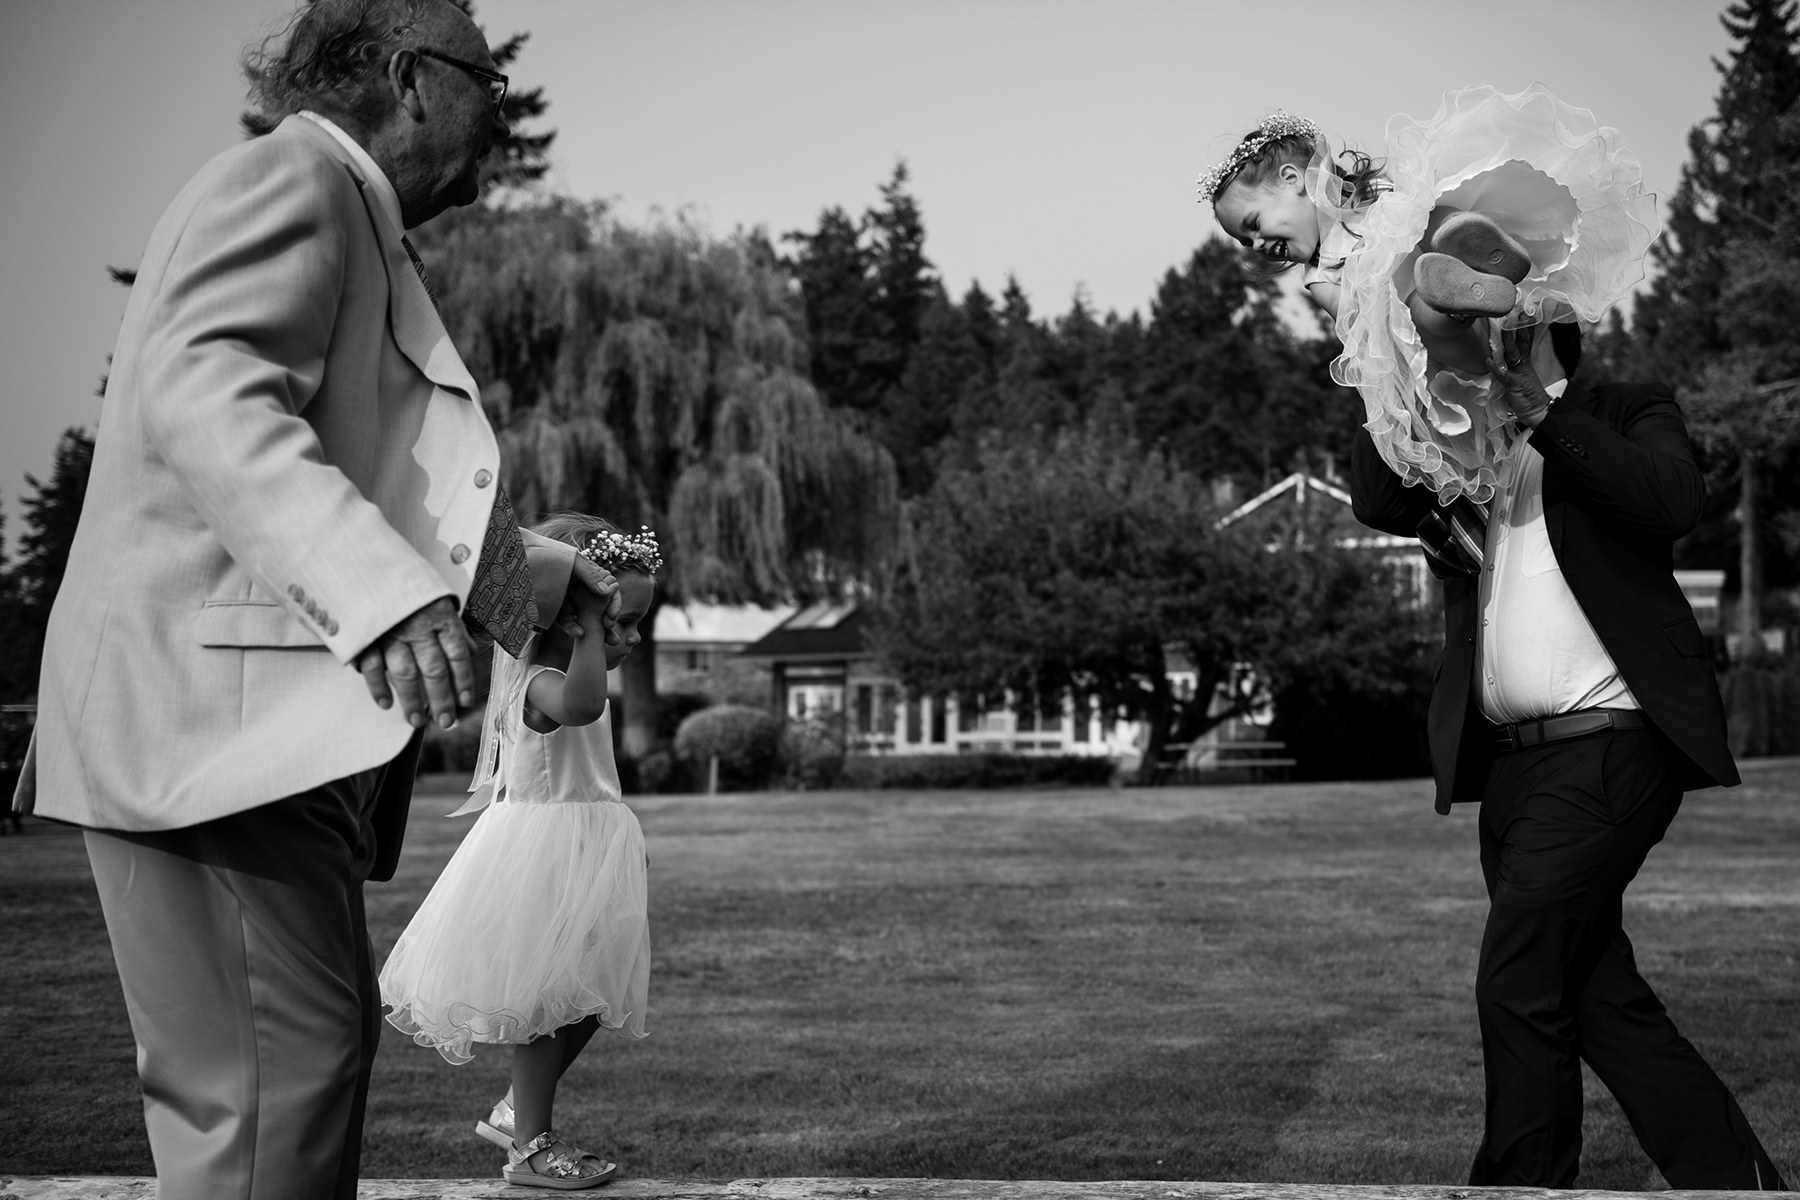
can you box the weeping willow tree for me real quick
[416,200,899,757]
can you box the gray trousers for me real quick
[85,758,402,1200]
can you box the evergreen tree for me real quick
[786,206,883,412]
[1633,0,1800,652]
[1138,241,1349,491]
[7,430,96,703]
[1636,0,1800,384]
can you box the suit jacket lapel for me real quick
[275,116,479,402]
[1542,363,1598,558]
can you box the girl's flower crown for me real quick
[1196,110,1321,203]
[578,524,663,575]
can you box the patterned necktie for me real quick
[402,236,539,657]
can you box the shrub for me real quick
[657,692,713,742]
[628,746,690,795]
[837,753,1119,790]
[780,718,846,790]
[674,704,782,792]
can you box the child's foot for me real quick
[1414,252,1517,319]
[1425,211,1526,284]
[504,1130,618,1190]
[1430,211,1531,283]
[476,1095,516,1150]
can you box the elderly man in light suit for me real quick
[11,2,615,1196]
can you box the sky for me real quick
[0,0,1735,537]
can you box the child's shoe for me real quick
[503,1130,617,1189]
[1430,211,1531,283]
[1414,252,1517,319]
[476,1095,515,1150]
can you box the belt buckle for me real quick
[1496,724,1522,752]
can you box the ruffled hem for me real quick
[385,994,646,1066]
[1325,83,1660,503]
[378,797,651,1064]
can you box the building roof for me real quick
[653,603,796,648]
[740,603,873,661]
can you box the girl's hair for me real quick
[531,510,622,551]
[531,510,664,577]
[1200,112,1388,212]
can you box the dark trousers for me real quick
[1468,727,1785,1189]
[85,756,406,1200]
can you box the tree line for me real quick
[3,0,1795,785]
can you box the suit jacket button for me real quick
[327,619,340,636]
[474,469,493,488]
[451,544,471,564]
[289,584,304,601]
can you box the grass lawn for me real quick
[3,762,1796,1187]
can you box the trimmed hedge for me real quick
[837,752,1120,790]
[674,704,783,791]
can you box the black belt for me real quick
[1493,708,1648,753]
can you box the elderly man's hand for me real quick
[354,597,476,729]
[567,553,624,645]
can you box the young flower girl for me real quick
[1201,84,1659,506]
[381,513,661,1190]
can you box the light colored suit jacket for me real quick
[18,115,564,832]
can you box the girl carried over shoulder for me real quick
[381,513,663,1191]
[1198,85,1660,505]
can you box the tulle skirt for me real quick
[1332,84,1660,503]
[380,797,650,1065]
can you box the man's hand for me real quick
[1486,323,1555,429]
[354,597,477,729]
[567,553,624,645]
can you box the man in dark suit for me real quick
[1349,321,1786,1190]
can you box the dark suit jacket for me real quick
[1349,369,1737,814]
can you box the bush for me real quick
[837,753,1119,790]
[674,704,782,792]
[657,692,713,742]
[780,718,846,790]
[628,746,690,795]
[1722,663,1800,758]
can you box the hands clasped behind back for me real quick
[356,597,477,729]
[355,553,625,729]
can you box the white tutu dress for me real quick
[381,660,650,1065]
[1314,84,1660,504]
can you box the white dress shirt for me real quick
[1475,378,1640,724]
[299,111,404,234]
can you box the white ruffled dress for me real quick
[381,663,650,1065]
[1315,84,1660,504]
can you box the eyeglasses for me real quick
[413,48,509,120]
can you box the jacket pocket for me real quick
[1661,615,1706,658]
[193,601,319,648]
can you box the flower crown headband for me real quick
[1196,110,1321,203]
[578,524,664,575]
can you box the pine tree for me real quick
[1633,0,1800,654]
[7,430,96,706]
